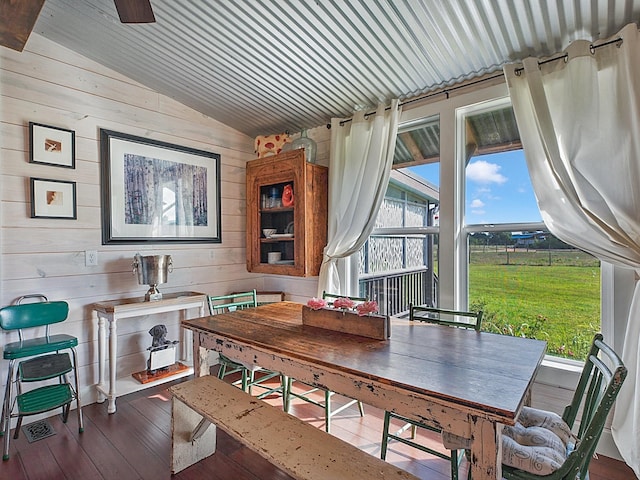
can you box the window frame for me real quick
[365,79,622,362]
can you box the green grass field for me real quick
[468,249,600,360]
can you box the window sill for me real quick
[536,355,583,387]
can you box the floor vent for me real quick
[22,419,56,443]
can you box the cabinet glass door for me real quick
[259,182,295,265]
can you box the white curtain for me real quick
[317,100,400,297]
[504,23,640,476]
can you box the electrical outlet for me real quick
[85,250,98,266]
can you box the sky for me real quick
[407,149,543,225]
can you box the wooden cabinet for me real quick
[246,150,328,276]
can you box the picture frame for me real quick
[29,122,75,168]
[30,177,77,219]
[100,129,221,244]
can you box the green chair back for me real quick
[0,297,75,358]
[208,290,258,315]
[409,304,483,331]
[321,291,367,305]
[0,301,69,331]
[503,333,627,480]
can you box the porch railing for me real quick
[359,267,437,317]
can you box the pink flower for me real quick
[356,301,379,316]
[333,297,356,310]
[307,297,327,310]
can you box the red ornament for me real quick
[282,184,294,207]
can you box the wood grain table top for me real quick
[183,301,547,423]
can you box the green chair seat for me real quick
[16,384,73,416]
[3,334,78,360]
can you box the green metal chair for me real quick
[0,294,84,461]
[381,304,483,480]
[500,333,627,480]
[208,290,286,405]
[284,291,366,433]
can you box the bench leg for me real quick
[171,396,217,474]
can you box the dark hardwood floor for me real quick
[1,374,635,480]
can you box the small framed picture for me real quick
[29,122,75,168]
[30,178,77,219]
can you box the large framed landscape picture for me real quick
[100,129,221,244]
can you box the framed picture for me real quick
[29,122,75,168]
[30,178,77,219]
[100,129,221,244]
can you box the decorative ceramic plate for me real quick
[285,221,294,234]
[270,233,294,238]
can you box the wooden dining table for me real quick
[182,301,547,480]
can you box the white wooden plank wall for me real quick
[0,34,318,410]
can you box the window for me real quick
[359,88,605,361]
[459,98,601,360]
[359,116,440,316]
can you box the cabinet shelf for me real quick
[260,207,294,214]
[246,150,328,276]
[261,237,295,243]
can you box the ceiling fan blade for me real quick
[0,0,46,51]
[113,0,155,24]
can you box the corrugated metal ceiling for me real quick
[32,0,640,138]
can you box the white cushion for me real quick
[518,406,576,446]
[502,407,577,475]
[502,433,566,476]
[443,406,578,477]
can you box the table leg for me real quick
[181,329,193,363]
[96,313,107,403]
[469,417,502,480]
[180,301,204,363]
[107,317,118,413]
[192,333,210,377]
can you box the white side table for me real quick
[92,291,207,413]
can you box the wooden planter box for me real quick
[301,305,389,340]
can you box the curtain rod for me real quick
[331,72,504,128]
[514,37,622,76]
[330,35,623,129]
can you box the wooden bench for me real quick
[169,375,420,480]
